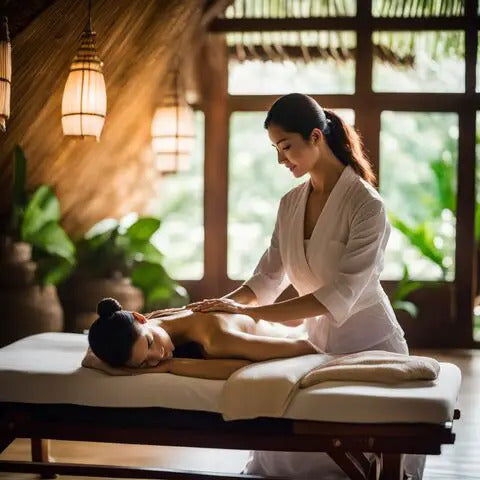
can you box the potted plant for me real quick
[391,265,424,319]
[0,146,76,346]
[62,213,189,332]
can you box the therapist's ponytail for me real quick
[264,93,376,186]
[323,109,375,186]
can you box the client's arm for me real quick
[167,358,251,379]
[82,350,250,380]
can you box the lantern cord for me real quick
[87,0,92,32]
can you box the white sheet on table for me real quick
[0,333,461,425]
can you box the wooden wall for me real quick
[0,0,205,235]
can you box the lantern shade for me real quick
[61,29,106,140]
[151,97,195,174]
[0,16,12,133]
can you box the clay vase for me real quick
[65,276,144,333]
[0,236,64,347]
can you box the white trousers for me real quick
[243,329,426,480]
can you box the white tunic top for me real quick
[243,165,403,354]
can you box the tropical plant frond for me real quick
[392,300,419,317]
[388,212,446,275]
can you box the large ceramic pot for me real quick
[0,236,63,347]
[64,276,144,333]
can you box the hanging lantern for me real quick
[0,16,11,133]
[61,1,106,140]
[151,71,195,174]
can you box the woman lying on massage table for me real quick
[84,297,316,379]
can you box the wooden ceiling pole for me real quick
[3,0,58,39]
[201,0,235,28]
[200,34,229,298]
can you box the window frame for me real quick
[181,0,478,348]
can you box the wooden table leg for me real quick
[381,453,405,480]
[31,438,57,479]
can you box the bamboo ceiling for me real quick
[220,0,465,64]
[0,0,206,235]
[222,0,464,18]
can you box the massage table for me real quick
[0,333,461,480]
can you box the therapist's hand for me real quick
[186,298,247,315]
[144,307,187,319]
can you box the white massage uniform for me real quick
[241,166,424,479]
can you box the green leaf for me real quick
[36,256,76,286]
[79,228,116,252]
[395,281,424,301]
[131,262,173,291]
[144,283,189,311]
[431,158,456,213]
[475,206,480,244]
[128,241,164,265]
[392,300,418,318]
[30,221,76,260]
[84,218,119,239]
[389,212,445,275]
[21,186,61,241]
[130,261,189,311]
[125,217,160,242]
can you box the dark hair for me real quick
[264,93,376,186]
[88,298,140,367]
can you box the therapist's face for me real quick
[268,123,323,177]
[126,322,174,368]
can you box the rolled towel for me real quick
[300,350,440,388]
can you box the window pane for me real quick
[379,111,458,281]
[228,31,356,94]
[474,112,480,341]
[148,112,204,280]
[477,32,480,92]
[228,110,355,280]
[225,0,356,17]
[372,0,464,16]
[373,31,464,93]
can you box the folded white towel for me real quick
[300,350,440,388]
[220,351,440,420]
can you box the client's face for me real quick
[126,324,174,368]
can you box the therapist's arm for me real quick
[244,293,328,323]
[190,293,328,323]
[222,285,258,305]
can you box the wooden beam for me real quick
[381,454,405,480]
[201,0,235,28]
[0,460,272,480]
[202,34,229,297]
[228,95,356,112]
[353,0,379,184]
[209,17,467,33]
[4,0,57,39]
[453,0,477,347]
[228,94,480,113]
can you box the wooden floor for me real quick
[0,349,479,480]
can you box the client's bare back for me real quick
[152,309,314,362]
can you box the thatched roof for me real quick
[0,0,465,235]
[0,0,209,235]
[221,0,464,18]
[218,0,465,65]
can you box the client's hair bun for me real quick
[97,297,122,318]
